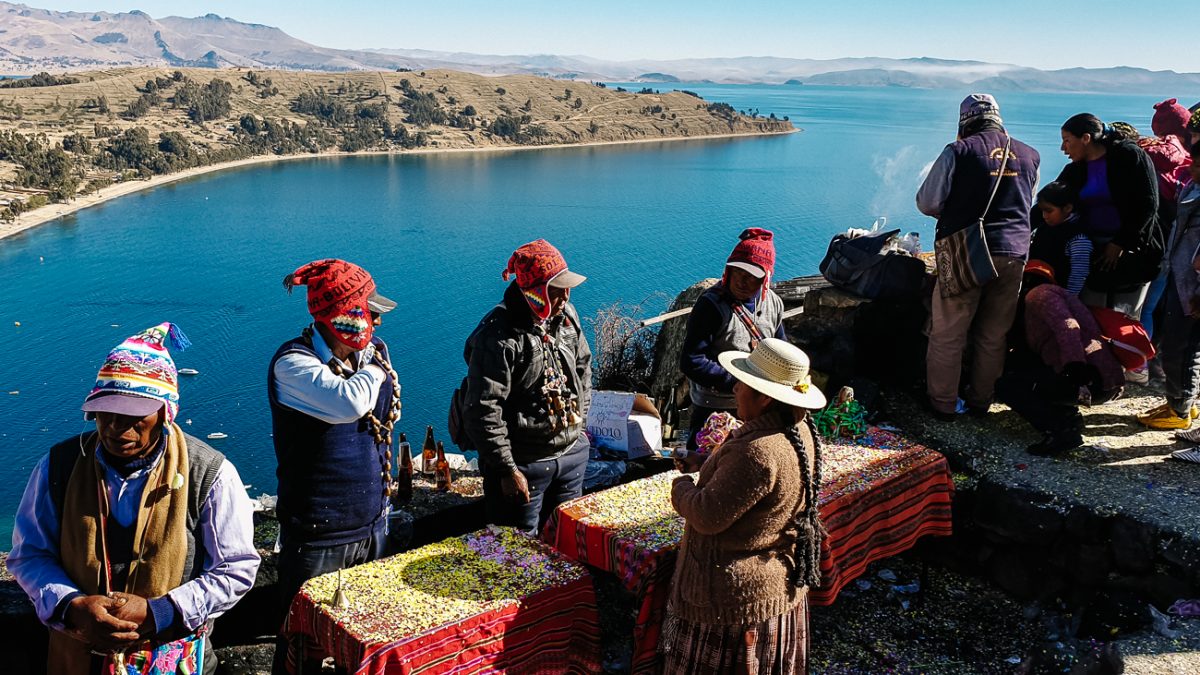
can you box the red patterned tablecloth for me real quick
[283,527,601,674]
[541,427,954,674]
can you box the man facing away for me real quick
[268,259,401,673]
[463,239,592,534]
[9,322,259,674]
[917,93,1040,420]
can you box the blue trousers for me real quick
[1141,271,1168,339]
[482,437,588,534]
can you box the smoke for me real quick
[869,145,929,226]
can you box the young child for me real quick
[1140,141,1200,444]
[1030,181,1093,295]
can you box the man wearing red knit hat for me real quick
[680,228,787,453]
[267,259,401,675]
[461,240,592,533]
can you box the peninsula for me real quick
[0,67,793,239]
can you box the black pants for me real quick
[482,437,588,534]
[995,362,1082,435]
[1161,277,1200,415]
[272,520,388,674]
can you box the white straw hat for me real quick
[718,338,827,410]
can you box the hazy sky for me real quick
[36,1,1194,72]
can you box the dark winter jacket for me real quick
[463,282,593,471]
[1054,139,1163,287]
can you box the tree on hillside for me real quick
[174,79,233,122]
[100,127,165,176]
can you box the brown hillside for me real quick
[0,67,794,219]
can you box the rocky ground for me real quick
[878,376,1200,542]
[199,545,1195,674]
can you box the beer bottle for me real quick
[435,441,452,492]
[394,432,413,504]
[422,425,437,475]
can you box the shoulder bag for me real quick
[933,136,1011,298]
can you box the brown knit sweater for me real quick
[668,411,815,625]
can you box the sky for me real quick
[29,1,1195,73]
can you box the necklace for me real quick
[304,327,402,499]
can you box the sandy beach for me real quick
[0,129,795,243]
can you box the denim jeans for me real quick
[482,437,588,534]
[1140,271,1169,339]
[272,519,388,674]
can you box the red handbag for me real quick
[1088,305,1156,369]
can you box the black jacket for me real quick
[462,282,592,470]
[1053,139,1163,287]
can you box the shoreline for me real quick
[0,129,795,242]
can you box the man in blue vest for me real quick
[268,259,400,674]
[917,94,1040,420]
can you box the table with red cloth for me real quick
[540,427,954,674]
[282,527,601,674]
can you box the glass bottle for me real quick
[435,441,452,492]
[394,432,413,504]
[421,425,437,475]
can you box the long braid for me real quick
[784,413,827,588]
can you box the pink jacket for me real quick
[1138,135,1192,203]
[1024,284,1125,394]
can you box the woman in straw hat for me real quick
[661,337,827,674]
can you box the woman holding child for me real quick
[1055,113,1163,318]
[661,338,826,674]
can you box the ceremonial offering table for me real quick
[541,427,954,673]
[283,527,601,674]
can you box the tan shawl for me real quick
[49,423,191,674]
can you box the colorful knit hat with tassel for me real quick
[81,322,191,424]
[503,239,584,322]
[284,259,376,350]
[724,227,776,302]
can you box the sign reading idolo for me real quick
[586,391,662,459]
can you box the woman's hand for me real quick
[673,453,706,474]
[1097,242,1124,271]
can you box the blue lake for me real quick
[0,84,1171,541]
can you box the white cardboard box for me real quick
[586,391,663,459]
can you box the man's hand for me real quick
[63,595,140,651]
[501,469,531,504]
[1097,242,1124,271]
[107,592,154,638]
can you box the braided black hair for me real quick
[783,412,828,589]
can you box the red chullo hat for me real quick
[503,239,586,322]
[1152,99,1191,140]
[284,259,376,350]
[724,228,776,303]
[726,227,776,276]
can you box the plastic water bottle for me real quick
[899,231,921,255]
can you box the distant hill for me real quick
[0,66,792,220]
[1,2,1199,93]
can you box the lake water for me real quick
[0,84,1171,541]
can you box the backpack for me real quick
[1088,305,1156,369]
[448,304,505,452]
[819,228,928,300]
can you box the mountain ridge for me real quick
[1,2,1197,93]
